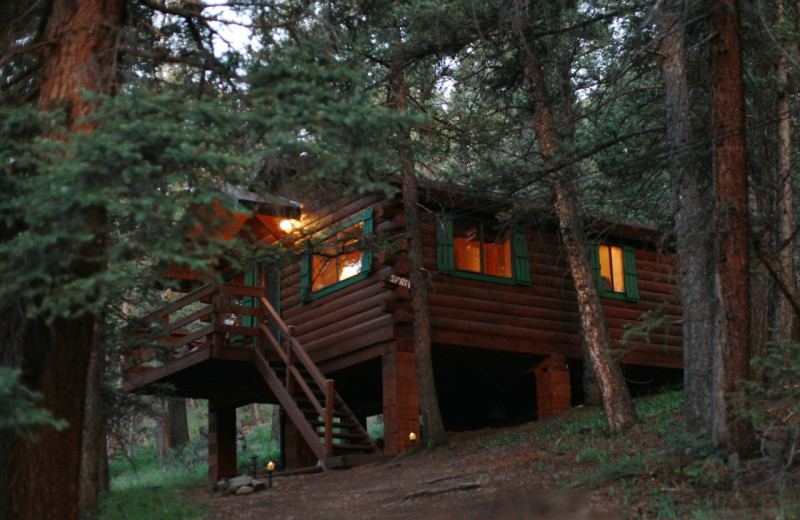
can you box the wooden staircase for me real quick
[253,296,378,460]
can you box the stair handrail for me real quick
[259,296,329,395]
[259,295,336,456]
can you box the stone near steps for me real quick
[227,475,254,494]
[236,485,254,495]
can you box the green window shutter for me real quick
[436,214,455,273]
[622,245,639,302]
[361,208,374,274]
[512,229,532,285]
[589,244,601,292]
[300,250,311,302]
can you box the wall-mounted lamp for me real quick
[279,219,298,233]
[409,431,417,447]
[266,460,275,488]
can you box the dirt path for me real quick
[195,423,621,520]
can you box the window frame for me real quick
[436,213,531,286]
[300,208,374,302]
[589,242,639,302]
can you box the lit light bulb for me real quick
[279,219,293,232]
[409,432,417,442]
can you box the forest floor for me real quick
[190,393,799,519]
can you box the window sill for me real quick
[446,270,520,285]
[304,270,371,302]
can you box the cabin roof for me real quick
[219,185,302,218]
[413,178,667,249]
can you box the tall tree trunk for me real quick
[78,322,107,520]
[155,398,168,468]
[770,0,797,351]
[270,405,281,443]
[657,1,716,435]
[167,397,190,450]
[390,61,447,447]
[2,3,124,518]
[709,0,752,457]
[521,44,638,434]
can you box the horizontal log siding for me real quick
[280,194,396,371]
[421,212,682,368]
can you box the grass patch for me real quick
[101,436,208,520]
[99,482,205,520]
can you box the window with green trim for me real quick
[589,243,639,301]
[301,209,373,301]
[436,215,531,285]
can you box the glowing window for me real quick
[311,222,365,292]
[453,219,513,279]
[598,244,625,293]
[301,209,373,301]
[591,243,639,301]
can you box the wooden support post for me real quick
[208,400,237,488]
[284,418,318,469]
[534,355,572,419]
[325,379,334,456]
[382,347,420,454]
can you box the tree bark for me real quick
[155,398,168,468]
[391,61,447,447]
[709,0,752,457]
[2,3,124,518]
[657,1,716,435]
[770,0,797,351]
[78,322,107,520]
[521,43,638,434]
[167,397,190,450]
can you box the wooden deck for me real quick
[122,281,379,468]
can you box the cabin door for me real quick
[262,265,281,346]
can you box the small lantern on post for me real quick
[409,431,417,447]
[266,460,276,488]
[250,454,258,477]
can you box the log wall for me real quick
[282,190,683,379]
[281,191,397,373]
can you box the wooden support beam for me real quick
[534,355,571,419]
[382,348,420,455]
[208,401,237,488]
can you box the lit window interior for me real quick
[312,222,364,292]
[453,219,512,278]
[598,244,625,293]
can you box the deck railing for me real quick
[124,283,338,457]
[124,283,265,372]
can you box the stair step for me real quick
[309,420,360,429]
[329,431,372,440]
[331,444,376,452]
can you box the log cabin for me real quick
[122,181,682,486]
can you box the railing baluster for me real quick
[325,379,334,457]
[285,326,294,395]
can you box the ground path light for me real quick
[266,460,275,488]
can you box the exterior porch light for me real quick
[266,460,275,488]
[409,431,417,446]
[279,219,297,233]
